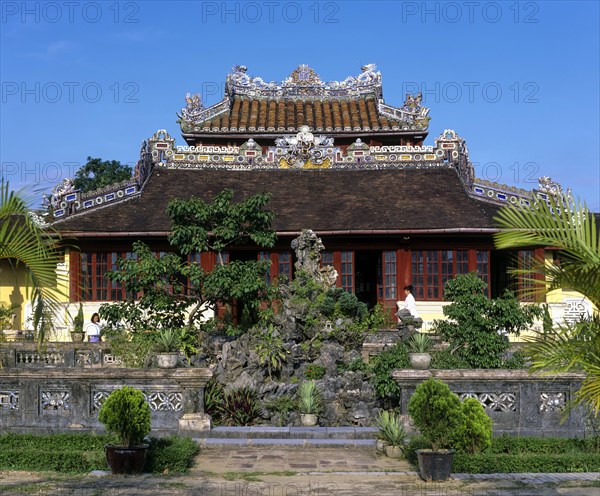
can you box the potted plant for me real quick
[408,378,462,481]
[298,380,321,426]
[71,303,85,342]
[408,332,433,369]
[376,410,406,458]
[98,386,151,474]
[154,328,181,368]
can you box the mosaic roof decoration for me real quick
[177,64,430,134]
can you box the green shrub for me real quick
[221,387,260,426]
[204,379,225,426]
[98,386,152,447]
[298,380,321,415]
[408,378,462,451]
[376,411,406,447]
[432,273,541,368]
[452,398,493,453]
[430,349,470,369]
[405,435,430,466]
[305,364,326,380]
[370,343,409,404]
[452,453,600,473]
[146,436,199,474]
[489,435,599,454]
[338,358,369,374]
[501,351,528,369]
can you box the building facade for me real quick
[5,64,591,336]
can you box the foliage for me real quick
[524,315,600,417]
[204,379,224,426]
[408,332,434,353]
[101,189,277,364]
[254,324,288,380]
[155,328,181,353]
[451,398,493,454]
[370,342,409,404]
[502,351,528,369]
[221,387,260,426]
[405,434,600,472]
[432,272,541,368]
[145,436,199,474]
[297,380,321,415]
[376,411,406,447]
[305,364,326,380]
[0,433,199,474]
[338,358,370,374]
[407,378,462,451]
[264,395,296,425]
[494,192,600,415]
[101,326,156,367]
[430,349,470,369]
[0,178,67,342]
[98,386,151,447]
[0,303,17,330]
[73,157,132,193]
[72,303,84,333]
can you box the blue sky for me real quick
[1,1,599,210]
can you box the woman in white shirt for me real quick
[399,284,418,317]
[84,313,102,343]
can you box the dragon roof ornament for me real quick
[225,64,382,98]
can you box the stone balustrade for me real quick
[392,369,588,437]
[0,343,213,434]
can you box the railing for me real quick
[0,343,212,434]
[392,369,588,438]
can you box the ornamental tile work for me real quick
[92,388,183,412]
[41,389,70,413]
[0,389,19,411]
[459,392,517,412]
[540,392,567,412]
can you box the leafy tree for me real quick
[494,191,600,415]
[432,272,541,368]
[0,178,66,342]
[73,157,132,192]
[100,189,276,363]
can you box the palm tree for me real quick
[494,189,600,415]
[0,178,66,342]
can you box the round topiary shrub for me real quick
[452,397,493,453]
[98,386,151,447]
[408,378,462,451]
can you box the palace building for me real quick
[16,64,592,333]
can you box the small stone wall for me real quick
[392,369,588,437]
[0,344,212,434]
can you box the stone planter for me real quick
[70,332,85,343]
[300,413,318,426]
[105,444,149,474]
[416,449,454,481]
[376,439,387,452]
[384,445,403,459]
[156,352,179,369]
[409,352,431,370]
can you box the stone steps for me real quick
[194,426,378,448]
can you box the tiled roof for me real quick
[55,168,501,236]
[186,95,403,134]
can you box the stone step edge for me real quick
[194,427,378,440]
[195,438,377,448]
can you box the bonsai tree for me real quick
[98,386,151,447]
[408,378,462,451]
[451,398,493,454]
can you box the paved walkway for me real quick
[0,447,598,495]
